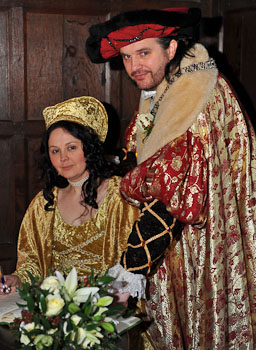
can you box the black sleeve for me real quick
[120,199,184,276]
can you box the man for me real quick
[86,8,256,350]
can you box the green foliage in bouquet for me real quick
[11,268,128,350]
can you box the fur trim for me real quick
[86,8,201,63]
[137,44,218,164]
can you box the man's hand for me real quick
[115,292,130,307]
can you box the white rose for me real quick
[41,276,60,294]
[20,334,31,346]
[20,322,36,345]
[45,294,65,316]
[71,314,82,326]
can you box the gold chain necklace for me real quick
[140,72,181,143]
[151,68,185,117]
[145,58,217,136]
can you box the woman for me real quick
[0,96,140,291]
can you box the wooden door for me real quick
[223,8,256,129]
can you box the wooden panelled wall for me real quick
[223,8,256,129]
[0,7,113,273]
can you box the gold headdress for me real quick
[43,96,108,142]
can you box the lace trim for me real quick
[108,264,146,299]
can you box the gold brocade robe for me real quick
[14,176,139,282]
[121,44,256,349]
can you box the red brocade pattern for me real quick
[100,24,178,59]
[120,75,256,349]
[121,131,207,225]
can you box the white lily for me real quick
[55,270,65,286]
[90,327,104,339]
[81,329,102,348]
[73,286,99,303]
[64,267,78,296]
[57,268,99,303]
[73,327,87,345]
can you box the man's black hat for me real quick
[86,8,201,63]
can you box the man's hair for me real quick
[157,36,196,81]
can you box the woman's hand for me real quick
[0,275,21,295]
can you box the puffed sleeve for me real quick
[120,131,208,225]
[101,176,140,272]
[108,199,183,298]
[120,199,184,275]
[13,191,55,283]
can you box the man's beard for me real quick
[129,61,170,91]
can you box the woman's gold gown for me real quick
[14,176,139,282]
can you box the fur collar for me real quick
[137,43,218,164]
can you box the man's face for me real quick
[120,38,177,90]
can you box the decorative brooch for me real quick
[136,113,155,138]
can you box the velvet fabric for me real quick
[121,199,184,276]
[43,96,108,142]
[14,177,139,283]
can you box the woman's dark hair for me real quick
[157,36,196,82]
[40,121,117,211]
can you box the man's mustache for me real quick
[131,70,150,77]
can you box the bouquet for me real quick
[11,268,129,350]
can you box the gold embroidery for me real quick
[43,96,108,142]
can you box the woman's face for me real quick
[48,127,88,181]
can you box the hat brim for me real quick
[86,8,201,63]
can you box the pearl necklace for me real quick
[68,175,89,187]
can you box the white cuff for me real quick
[108,264,146,299]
